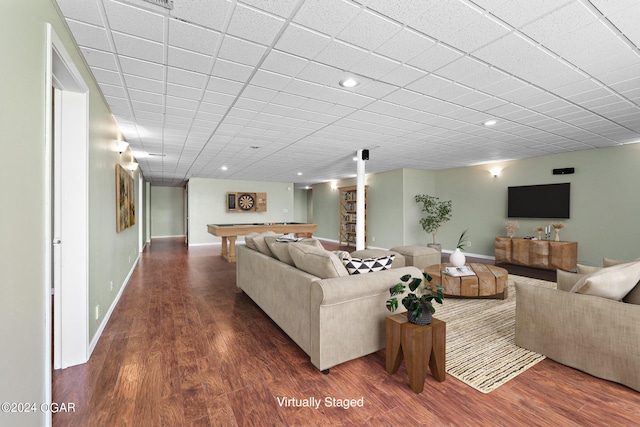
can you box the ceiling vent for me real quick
[142,0,174,9]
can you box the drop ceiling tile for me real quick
[349,53,401,81]
[66,20,111,51]
[283,79,325,99]
[132,100,162,113]
[112,32,164,63]
[446,13,511,52]
[275,23,331,58]
[103,0,164,42]
[211,58,254,83]
[120,56,164,80]
[127,88,163,104]
[171,0,230,31]
[410,0,480,42]
[314,39,369,70]
[79,47,118,70]
[199,101,230,115]
[218,35,268,67]
[379,64,426,87]
[408,43,464,73]
[56,0,104,26]
[261,50,309,77]
[166,82,203,100]
[166,96,199,111]
[355,80,397,99]
[165,67,205,90]
[167,46,212,74]
[206,76,244,96]
[521,2,596,46]
[168,18,221,56]
[98,83,126,98]
[294,0,360,37]
[202,90,236,106]
[365,0,438,24]
[607,6,640,48]
[337,9,401,51]
[491,0,573,29]
[124,74,164,92]
[227,3,285,45]
[135,110,163,121]
[242,85,279,102]
[250,69,292,91]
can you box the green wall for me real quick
[309,144,639,266]
[151,186,185,237]
[187,178,297,245]
[435,144,640,265]
[0,2,141,425]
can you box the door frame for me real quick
[44,23,90,425]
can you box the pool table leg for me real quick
[227,236,237,262]
[220,237,228,260]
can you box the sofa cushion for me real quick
[556,269,584,292]
[288,242,348,278]
[342,255,395,275]
[576,264,600,275]
[244,232,259,250]
[570,261,640,301]
[265,236,322,266]
[253,231,278,257]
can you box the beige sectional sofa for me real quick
[235,234,421,373]
[515,258,640,392]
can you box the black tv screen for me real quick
[507,183,570,219]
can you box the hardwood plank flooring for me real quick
[53,238,640,426]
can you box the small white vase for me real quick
[450,248,466,267]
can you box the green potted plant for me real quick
[386,273,445,325]
[414,194,452,251]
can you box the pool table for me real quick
[207,222,318,262]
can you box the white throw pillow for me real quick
[570,261,640,301]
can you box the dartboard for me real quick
[238,193,255,211]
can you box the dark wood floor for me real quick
[53,238,640,426]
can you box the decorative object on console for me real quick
[415,194,452,251]
[226,192,267,212]
[449,229,469,267]
[504,220,519,238]
[387,273,444,325]
[551,222,564,241]
[534,226,544,240]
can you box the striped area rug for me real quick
[433,274,556,393]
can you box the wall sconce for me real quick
[129,163,139,172]
[489,167,502,177]
[330,181,338,191]
[116,140,129,155]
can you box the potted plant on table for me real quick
[386,273,445,325]
[414,194,452,252]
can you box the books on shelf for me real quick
[443,266,475,277]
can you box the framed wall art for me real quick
[116,164,135,232]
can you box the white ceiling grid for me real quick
[54,0,640,187]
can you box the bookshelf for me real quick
[339,185,368,247]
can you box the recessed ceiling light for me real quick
[353,156,358,161]
[483,119,497,126]
[221,165,228,171]
[297,172,302,176]
[339,77,359,88]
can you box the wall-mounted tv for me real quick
[507,183,570,219]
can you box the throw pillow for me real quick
[576,264,600,275]
[332,250,352,262]
[288,242,349,278]
[624,282,640,305]
[244,232,259,250]
[570,261,640,301]
[342,255,395,275]
[265,236,322,266]
[253,231,278,257]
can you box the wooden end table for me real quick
[386,313,446,393]
[425,263,508,299]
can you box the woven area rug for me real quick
[433,274,556,393]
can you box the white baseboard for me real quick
[88,254,140,356]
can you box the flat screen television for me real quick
[507,183,570,219]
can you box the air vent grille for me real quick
[142,0,174,9]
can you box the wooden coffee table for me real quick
[425,263,508,299]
